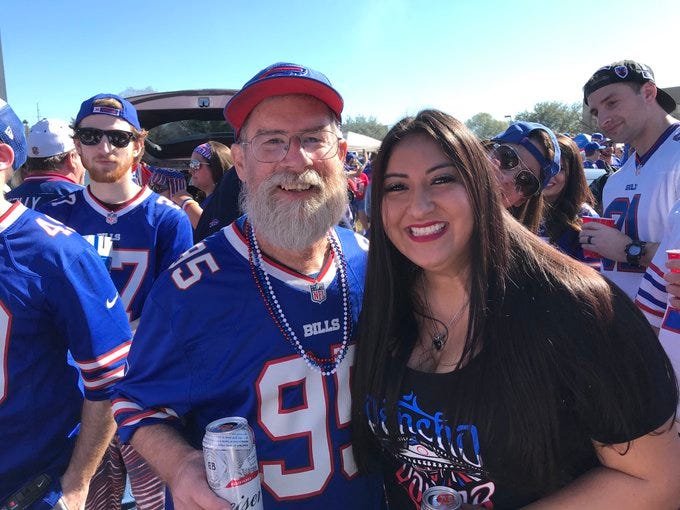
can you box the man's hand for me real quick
[166,450,231,510]
[59,477,88,510]
[580,223,630,262]
[665,258,680,308]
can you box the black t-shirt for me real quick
[193,168,242,243]
[365,289,675,509]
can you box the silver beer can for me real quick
[421,486,463,510]
[203,416,263,510]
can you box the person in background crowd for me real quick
[582,141,606,169]
[166,141,233,229]
[539,134,599,266]
[487,121,561,233]
[581,59,680,299]
[346,151,369,234]
[112,62,385,509]
[5,118,84,209]
[39,93,193,510]
[192,161,243,242]
[0,99,132,510]
[351,108,680,509]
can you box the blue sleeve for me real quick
[47,245,132,401]
[112,279,194,443]
[156,208,194,277]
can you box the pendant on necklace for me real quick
[309,282,327,304]
[432,332,446,351]
[106,212,118,225]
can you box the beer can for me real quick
[421,486,463,510]
[203,417,263,510]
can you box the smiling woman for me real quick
[351,108,680,509]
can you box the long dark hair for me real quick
[542,134,596,242]
[351,109,676,495]
[206,140,233,184]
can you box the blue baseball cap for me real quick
[75,93,141,130]
[584,141,606,153]
[0,99,27,170]
[225,62,344,137]
[492,121,561,189]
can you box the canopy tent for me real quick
[344,131,382,153]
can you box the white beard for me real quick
[241,167,348,252]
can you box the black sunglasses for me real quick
[74,128,137,148]
[488,144,541,198]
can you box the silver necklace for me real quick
[421,277,470,351]
[431,300,469,350]
[246,222,351,375]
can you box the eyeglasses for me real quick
[488,144,541,198]
[239,129,340,163]
[74,128,137,148]
[188,159,210,173]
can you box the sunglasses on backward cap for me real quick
[74,127,137,148]
[488,143,541,198]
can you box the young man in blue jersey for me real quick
[0,99,132,509]
[39,94,194,510]
[112,63,385,509]
[5,118,85,209]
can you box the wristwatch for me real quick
[624,240,647,267]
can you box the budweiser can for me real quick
[203,417,263,510]
[421,486,463,510]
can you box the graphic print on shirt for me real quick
[366,392,495,507]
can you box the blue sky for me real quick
[2,0,679,128]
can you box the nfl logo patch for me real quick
[310,282,326,304]
[32,146,40,155]
[614,65,628,79]
[106,212,118,225]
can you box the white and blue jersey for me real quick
[0,201,131,500]
[5,174,83,210]
[601,123,680,298]
[39,186,193,322]
[112,217,384,509]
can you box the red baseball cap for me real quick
[224,62,344,137]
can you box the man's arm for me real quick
[59,399,116,510]
[580,222,659,265]
[131,424,230,510]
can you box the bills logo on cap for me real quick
[92,106,123,117]
[614,66,629,79]
[260,64,308,79]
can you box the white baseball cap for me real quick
[28,118,75,158]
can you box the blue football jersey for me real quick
[113,218,384,508]
[0,201,132,500]
[5,174,83,209]
[40,186,193,322]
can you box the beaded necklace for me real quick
[246,221,352,375]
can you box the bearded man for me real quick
[40,93,193,510]
[112,63,385,510]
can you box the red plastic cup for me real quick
[667,249,680,273]
[581,217,616,259]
